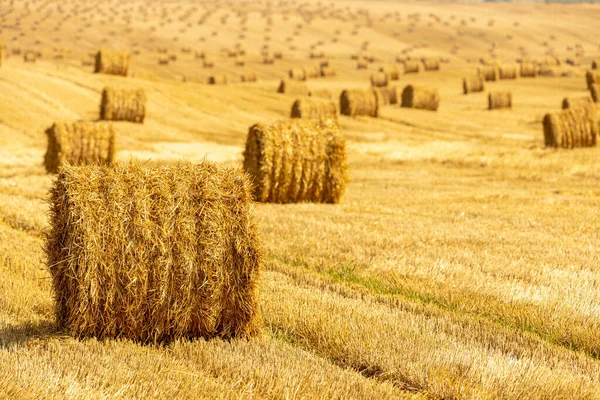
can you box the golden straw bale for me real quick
[478,65,499,81]
[562,96,594,109]
[44,121,115,174]
[586,71,600,90]
[541,56,561,66]
[520,63,538,78]
[370,72,388,87]
[241,72,257,82]
[543,107,598,148]
[46,161,261,343]
[403,60,421,74]
[278,79,310,96]
[320,66,336,77]
[208,74,228,85]
[263,56,275,65]
[499,65,518,80]
[356,59,368,69]
[401,85,440,111]
[379,65,400,80]
[590,84,600,103]
[289,67,306,81]
[291,98,337,119]
[463,75,485,94]
[488,92,512,110]
[243,119,347,203]
[100,87,146,123]
[23,50,37,63]
[309,51,325,59]
[94,49,130,76]
[372,86,400,106]
[340,89,378,117]
[421,57,440,71]
[304,66,320,79]
[203,59,214,68]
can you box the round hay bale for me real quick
[277,79,310,96]
[94,49,130,76]
[203,59,214,68]
[499,65,518,80]
[291,98,337,119]
[488,92,512,110]
[421,57,440,71]
[463,75,485,94]
[370,72,388,87]
[46,161,262,343]
[241,72,257,82]
[243,119,347,204]
[320,66,336,77]
[586,71,600,90]
[403,61,421,74]
[340,89,378,117]
[208,74,228,85]
[263,56,275,65]
[520,63,538,78]
[304,66,320,79]
[44,121,115,174]
[591,84,600,103]
[372,86,400,106]
[379,65,400,80]
[543,107,598,148]
[478,65,499,82]
[158,56,169,65]
[289,68,307,81]
[356,60,368,70]
[562,96,593,110]
[401,85,440,111]
[23,50,37,63]
[100,87,146,123]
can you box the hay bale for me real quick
[379,65,400,80]
[520,63,538,78]
[46,161,261,342]
[478,65,499,82]
[241,72,257,82]
[158,56,169,65]
[543,107,598,148]
[592,60,600,70]
[403,61,421,74]
[44,121,115,174]
[340,89,378,117]
[100,87,146,123]
[23,50,37,63]
[277,79,310,96]
[421,57,440,71]
[356,60,368,70]
[488,92,512,110]
[562,96,594,109]
[208,74,228,85]
[304,66,320,79]
[291,98,337,119]
[94,49,130,76]
[586,71,600,90]
[463,75,485,94]
[370,72,388,87]
[320,66,336,77]
[401,85,439,111]
[203,59,214,68]
[309,89,333,99]
[243,119,347,203]
[289,68,306,81]
[499,65,518,80]
[372,86,400,106]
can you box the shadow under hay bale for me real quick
[208,74,228,85]
[291,98,337,119]
[94,49,130,76]
[562,96,593,109]
[403,60,421,74]
[372,86,400,106]
[340,89,378,117]
[46,161,262,343]
[370,72,388,87]
[44,121,115,174]
[543,107,598,148]
[100,87,146,123]
[278,79,310,96]
[488,92,512,110]
[243,119,347,203]
[478,65,499,82]
[401,85,439,111]
[463,75,485,94]
[520,63,538,78]
[241,72,257,82]
[499,65,518,80]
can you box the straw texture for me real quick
[94,49,130,76]
[340,89,378,117]
[543,107,598,148]
[100,87,146,123]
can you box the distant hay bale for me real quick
[320,66,336,77]
[356,60,368,69]
[543,107,598,148]
[592,60,600,70]
[241,72,257,82]
[562,96,593,109]
[44,121,115,174]
[566,57,581,67]
[340,89,378,117]
[372,86,400,105]
[243,119,347,203]
[309,51,325,59]
[263,56,274,65]
[23,50,37,63]
[278,79,310,96]
[488,92,512,110]
[403,61,421,74]
[203,59,214,68]
[520,63,538,78]
[46,161,261,343]
[290,98,337,119]
[401,85,440,111]
[370,72,388,87]
[158,56,169,65]
[208,74,228,85]
[478,65,499,81]
[289,67,307,81]
[463,75,485,94]
[421,57,440,71]
[586,71,600,90]
[590,84,600,103]
[309,89,333,99]
[94,49,130,76]
[379,65,400,80]
[304,66,320,79]
[100,87,146,123]
[499,65,518,80]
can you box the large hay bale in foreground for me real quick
[46,162,261,343]
[372,86,400,106]
[586,71,600,90]
[543,107,597,148]
[463,75,485,94]
[562,96,593,110]
[520,63,538,78]
[488,92,512,110]
[499,65,518,80]
[478,65,499,82]
[278,79,310,96]
[243,119,347,203]
[401,85,440,111]
[403,61,421,74]
[208,74,228,85]
[370,72,388,87]
[340,89,378,117]
[291,98,337,119]
[94,49,130,76]
[100,87,146,123]
[44,121,115,174]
